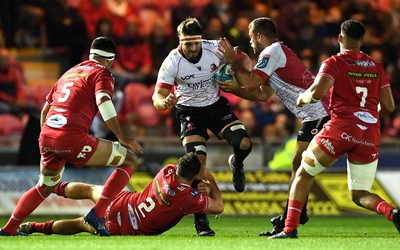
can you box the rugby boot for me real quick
[268,229,298,239]
[229,154,246,192]
[194,215,215,236]
[392,209,400,233]
[84,208,110,236]
[259,215,284,236]
[300,209,309,225]
[0,228,27,236]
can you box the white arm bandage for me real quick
[98,99,117,121]
[300,88,319,104]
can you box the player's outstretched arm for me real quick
[203,171,224,215]
[96,92,143,153]
[218,37,265,91]
[297,75,332,107]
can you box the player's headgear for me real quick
[340,19,365,40]
[90,37,116,60]
[176,152,201,180]
[177,17,202,43]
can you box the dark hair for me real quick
[176,152,201,180]
[177,17,202,38]
[340,20,365,40]
[249,17,278,39]
[90,36,116,54]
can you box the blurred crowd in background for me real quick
[1,0,400,165]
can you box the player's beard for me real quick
[252,41,262,55]
[187,49,201,63]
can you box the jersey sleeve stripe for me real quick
[155,82,173,90]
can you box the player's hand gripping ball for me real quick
[214,63,233,82]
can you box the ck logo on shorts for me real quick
[77,145,93,158]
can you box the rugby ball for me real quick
[214,63,233,82]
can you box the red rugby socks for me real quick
[284,199,304,233]
[93,165,133,217]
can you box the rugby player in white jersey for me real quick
[217,17,331,236]
[152,17,253,236]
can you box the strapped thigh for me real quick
[106,141,127,166]
[301,149,326,176]
[347,159,377,191]
[38,166,65,186]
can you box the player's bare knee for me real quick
[240,136,252,150]
[225,125,251,150]
[350,190,368,206]
[123,152,138,171]
[292,153,302,172]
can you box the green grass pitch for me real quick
[1,215,398,250]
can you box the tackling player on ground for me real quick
[18,152,223,236]
[270,19,399,239]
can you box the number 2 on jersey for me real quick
[138,197,156,218]
[58,82,74,102]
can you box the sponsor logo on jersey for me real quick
[63,72,88,79]
[127,204,138,230]
[46,114,67,128]
[320,138,336,155]
[181,74,195,80]
[256,56,269,69]
[155,179,171,206]
[345,58,376,67]
[347,71,378,78]
[163,178,176,196]
[353,111,378,124]
[191,189,199,197]
[187,76,214,90]
[356,124,368,130]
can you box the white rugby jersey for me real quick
[156,40,224,107]
[252,41,329,122]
